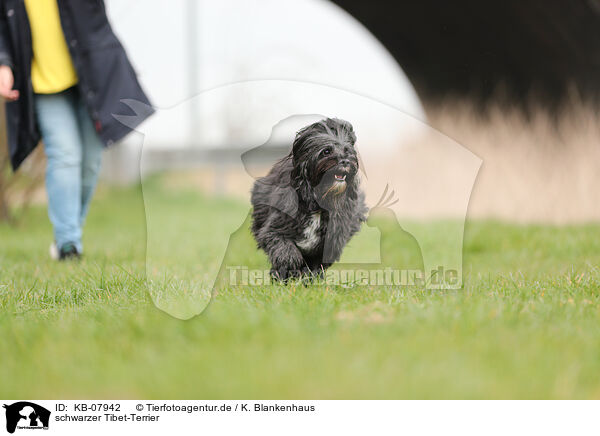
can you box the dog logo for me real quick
[3,402,50,434]
[116,80,481,319]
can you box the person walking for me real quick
[0,0,153,259]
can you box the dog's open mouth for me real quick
[321,171,350,199]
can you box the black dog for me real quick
[251,118,367,280]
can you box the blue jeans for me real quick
[34,87,104,253]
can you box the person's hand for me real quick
[0,65,19,101]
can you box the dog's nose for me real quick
[338,159,351,167]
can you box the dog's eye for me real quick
[321,148,332,157]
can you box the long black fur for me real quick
[251,118,368,281]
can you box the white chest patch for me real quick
[296,212,322,252]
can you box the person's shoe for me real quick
[49,242,59,260]
[50,242,81,261]
[59,242,81,260]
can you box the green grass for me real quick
[1,180,600,399]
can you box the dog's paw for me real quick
[270,266,305,282]
[270,267,291,282]
[269,243,305,282]
[270,262,306,283]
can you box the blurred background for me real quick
[2,0,600,222]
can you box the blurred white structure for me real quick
[102,0,426,181]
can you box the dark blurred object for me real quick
[332,0,600,110]
[0,104,44,224]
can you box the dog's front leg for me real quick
[266,238,306,281]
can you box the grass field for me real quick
[1,179,600,399]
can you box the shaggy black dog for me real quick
[251,118,367,281]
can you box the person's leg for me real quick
[76,96,104,226]
[35,88,84,253]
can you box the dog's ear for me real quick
[290,159,302,185]
[297,179,313,204]
[291,126,307,159]
[291,160,308,188]
[291,160,316,206]
[292,122,321,159]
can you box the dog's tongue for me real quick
[334,173,347,181]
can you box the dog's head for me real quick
[290,118,360,210]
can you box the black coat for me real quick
[0,0,154,170]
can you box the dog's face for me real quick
[291,118,359,209]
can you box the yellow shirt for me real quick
[24,0,78,94]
